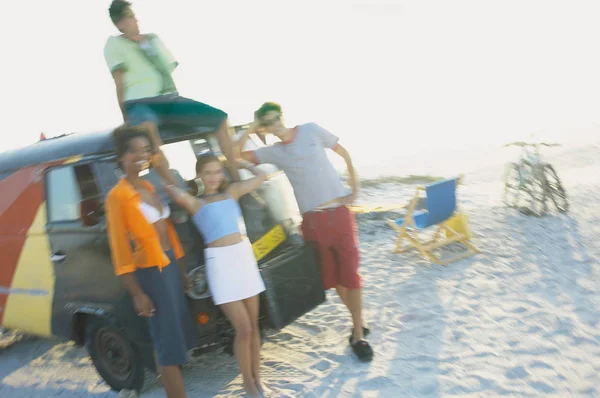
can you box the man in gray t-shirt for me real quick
[237,102,373,361]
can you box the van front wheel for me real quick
[85,318,145,393]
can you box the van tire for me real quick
[85,317,145,393]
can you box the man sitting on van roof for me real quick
[103,0,240,180]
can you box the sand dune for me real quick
[1,138,599,397]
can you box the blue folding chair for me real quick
[387,176,479,264]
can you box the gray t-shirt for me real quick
[252,122,349,214]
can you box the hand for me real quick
[182,274,193,293]
[246,119,261,134]
[133,293,155,317]
[249,116,268,137]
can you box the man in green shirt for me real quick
[104,0,239,180]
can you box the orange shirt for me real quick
[105,178,184,276]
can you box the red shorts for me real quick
[301,205,362,290]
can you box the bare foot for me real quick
[257,380,272,397]
[245,382,261,397]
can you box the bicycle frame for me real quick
[503,140,568,215]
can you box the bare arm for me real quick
[111,69,127,122]
[227,161,268,200]
[333,144,359,203]
[162,183,201,215]
[234,121,266,164]
[239,150,258,164]
[216,123,241,182]
[234,123,257,157]
[121,273,145,297]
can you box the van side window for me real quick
[75,165,102,202]
[47,164,103,224]
[47,167,81,222]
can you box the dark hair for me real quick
[113,125,151,169]
[195,153,229,193]
[255,102,283,120]
[109,0,132,24]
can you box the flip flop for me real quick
[351,340,374,362]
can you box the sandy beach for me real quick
[1,137,599,397]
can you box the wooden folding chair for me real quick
[387,176,480,265]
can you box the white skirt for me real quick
[204,239,266,305]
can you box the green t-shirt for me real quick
[103,34,178,102]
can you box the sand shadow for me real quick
[0,385,114,398]
[0,332,249,398]
[0,335,116,397]
[302,214,477,397]
[0,333,54,381]
[504,207,597,327]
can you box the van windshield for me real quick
[161,141,199,181]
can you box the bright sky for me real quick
[3,0,600,172]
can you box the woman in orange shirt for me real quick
[105,125,196,398]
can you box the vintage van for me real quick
[0,126,325,391]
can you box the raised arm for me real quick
[161,182,202,216]
[234,119,267,164]
[236,127,253,162]
[227,160,268,200]
[216,123,241,182]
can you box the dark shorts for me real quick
[134,251,197,366]
[124,93,228,132]
[301,205,362,290]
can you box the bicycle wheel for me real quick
[543,164,569,213]
[503,162,522,207]
[521,162,548,216]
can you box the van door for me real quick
[44,162,128,339]
[0,165,55,337]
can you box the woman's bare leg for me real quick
[243,295,264,393]
[220,300,260,397]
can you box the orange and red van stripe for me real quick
[0,156,82,336]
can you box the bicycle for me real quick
[503,141,568,216]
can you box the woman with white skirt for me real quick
[153,148,268,398]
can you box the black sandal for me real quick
[348,326,371,344]
[351,340,374,362]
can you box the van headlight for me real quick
[186,266,211,300]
